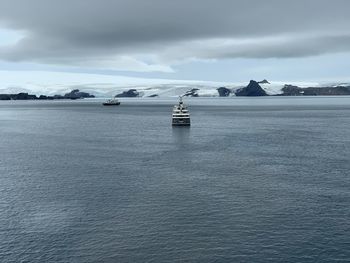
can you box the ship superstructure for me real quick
[172,96,190,126]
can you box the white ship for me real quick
[172,96,190,126]
[103,98,120,106]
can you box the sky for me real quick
[1,0,350,84]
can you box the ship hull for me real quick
[103,102,120,106]
[172,118,191,126]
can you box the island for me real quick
[0,89,95,100]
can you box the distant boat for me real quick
[172,96,190,126]
[103,98,120,106]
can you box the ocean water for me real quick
[0,97,349,262]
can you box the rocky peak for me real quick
[235,80,268,97]
[258,79,270,84]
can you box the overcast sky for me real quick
[0,0,350,82]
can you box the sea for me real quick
[0,97,349,262]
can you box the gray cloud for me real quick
[0,0,350,72]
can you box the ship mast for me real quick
[179,95,183,106]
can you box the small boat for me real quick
[172,96,190,126]
[103,98,120,106]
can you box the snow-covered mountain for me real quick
[0,70,232,97]
[258,81,321,95]
[0,70,349,97]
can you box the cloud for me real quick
[0,0,349,72]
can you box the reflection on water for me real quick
[172,126,191,147]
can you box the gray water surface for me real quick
[0,97,350,262]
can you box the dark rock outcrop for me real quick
[217,87,232,97]
[64,89,95,99]
[15,93,37,100]
[0,94,11,100]
[302,86,350,96]
[281,84,350,96]
[148,94,158,97]
[53,94,65,99]
[0,89,94,100]
[258,79,270,84]
[38,95,55,100]
[281,85,303,96]
[0,93,38,100]
[235,80,268,96]
[115,89,140,97]
[184,88,199,97]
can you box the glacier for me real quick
[0,70,348,98]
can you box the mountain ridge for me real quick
[1,71,350,98]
